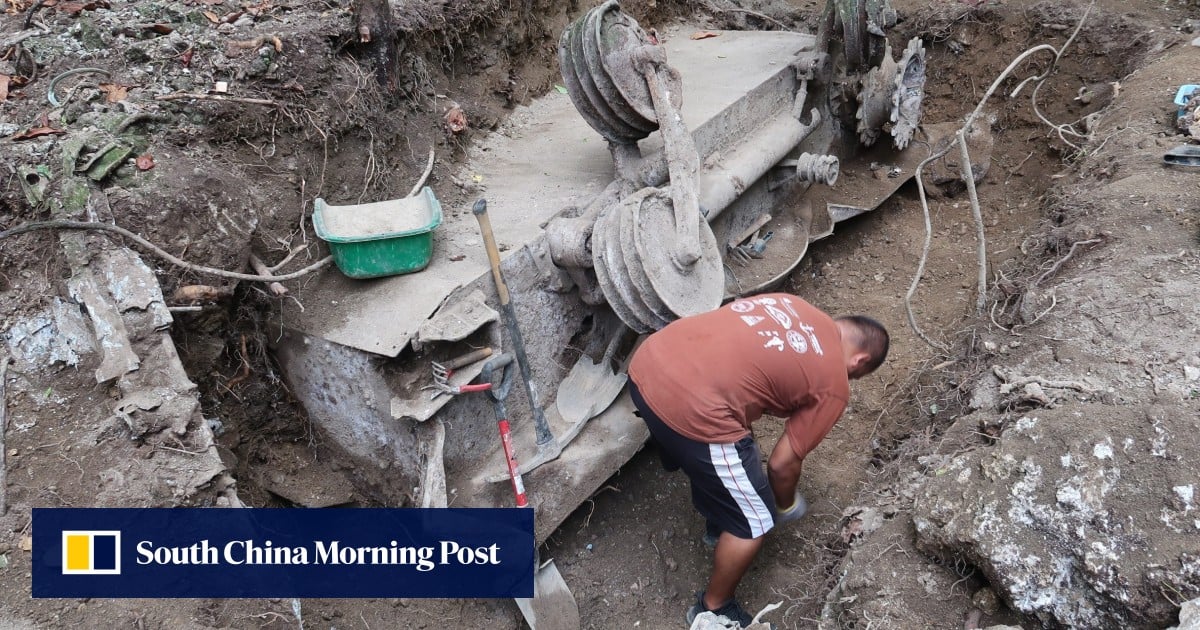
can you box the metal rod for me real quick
[642,66,702,268]
[635,111,816,223]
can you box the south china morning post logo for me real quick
[61,531,121,575]
[132,537,500,571]
[33,508,534,598]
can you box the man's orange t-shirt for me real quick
[628,293,849,460]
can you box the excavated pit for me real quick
[525,5,1161,629]
[0,0,1190,628]
[238,4,1153,626]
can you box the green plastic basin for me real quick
[313,187,443,279]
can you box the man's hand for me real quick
[775,491,808,524]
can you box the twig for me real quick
[0,356,10,516]
[1023,288,1059,327]
[154,92,279,107]
[291,598,304,630]
[907,7,1094,347]
[1,27,47,49]
[226,335,252,389]
[907,148,951,353]
[267,246,303,272]
[357,128,378,203]
[229,35,283,52]
[1005,150,1036,185]
[155,444,207,456]
[250,254,289,296]
[992,365,1098,392]
[407,145,436,198]
[0,221,332,282]
[1033,238,1101,287]
[168,306,204,313]
[989,297,1016,334]
[248,611,292,624]
[1022,3,1096,151]
[22,0,48,29]
[957,129,987,314]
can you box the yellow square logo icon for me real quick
[61,531,121,575]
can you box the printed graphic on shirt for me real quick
[763,304,792,330]
[758,330,784,351]
[797,322,824,356]
[732,296,828,356]
[786,330,807,354]
[780,297,799,318]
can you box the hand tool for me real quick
[478,352,579,630]
[473,198,563,469]
[727,213,772,265]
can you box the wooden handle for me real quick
[443,347,493,371]
[473,199,510,306]
[728,213,773,249]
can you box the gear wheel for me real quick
[890,37,926,150]
[854,37,927,149]
[854,41,895,146]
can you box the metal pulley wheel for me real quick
[830,0,895,69]
[558,0,682,144]
[835,0,868,69]
[591,188,723,333]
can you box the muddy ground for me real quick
[1,0,1199,628]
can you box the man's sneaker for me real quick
[685,591,760,628]
[702,520,721,549]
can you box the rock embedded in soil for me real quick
[1168,597,1200,630]
[913,402,1200,629]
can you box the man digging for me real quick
[627,293,889,628]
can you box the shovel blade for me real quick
[515,560,579,630]
[556,358,628,426]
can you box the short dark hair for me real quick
[837,315,889,376]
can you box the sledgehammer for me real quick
[472,199,563,471]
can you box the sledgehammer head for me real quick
[472,198,487,215]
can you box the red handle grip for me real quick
[498,419,527,508]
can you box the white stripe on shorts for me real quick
[709,443,774,538]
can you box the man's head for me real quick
[834,316,889,379]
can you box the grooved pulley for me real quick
[558,0,682,144]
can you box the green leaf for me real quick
[554,84,568,94]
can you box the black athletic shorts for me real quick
[629,380,777,540]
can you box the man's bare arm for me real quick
[767,437,804,509]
